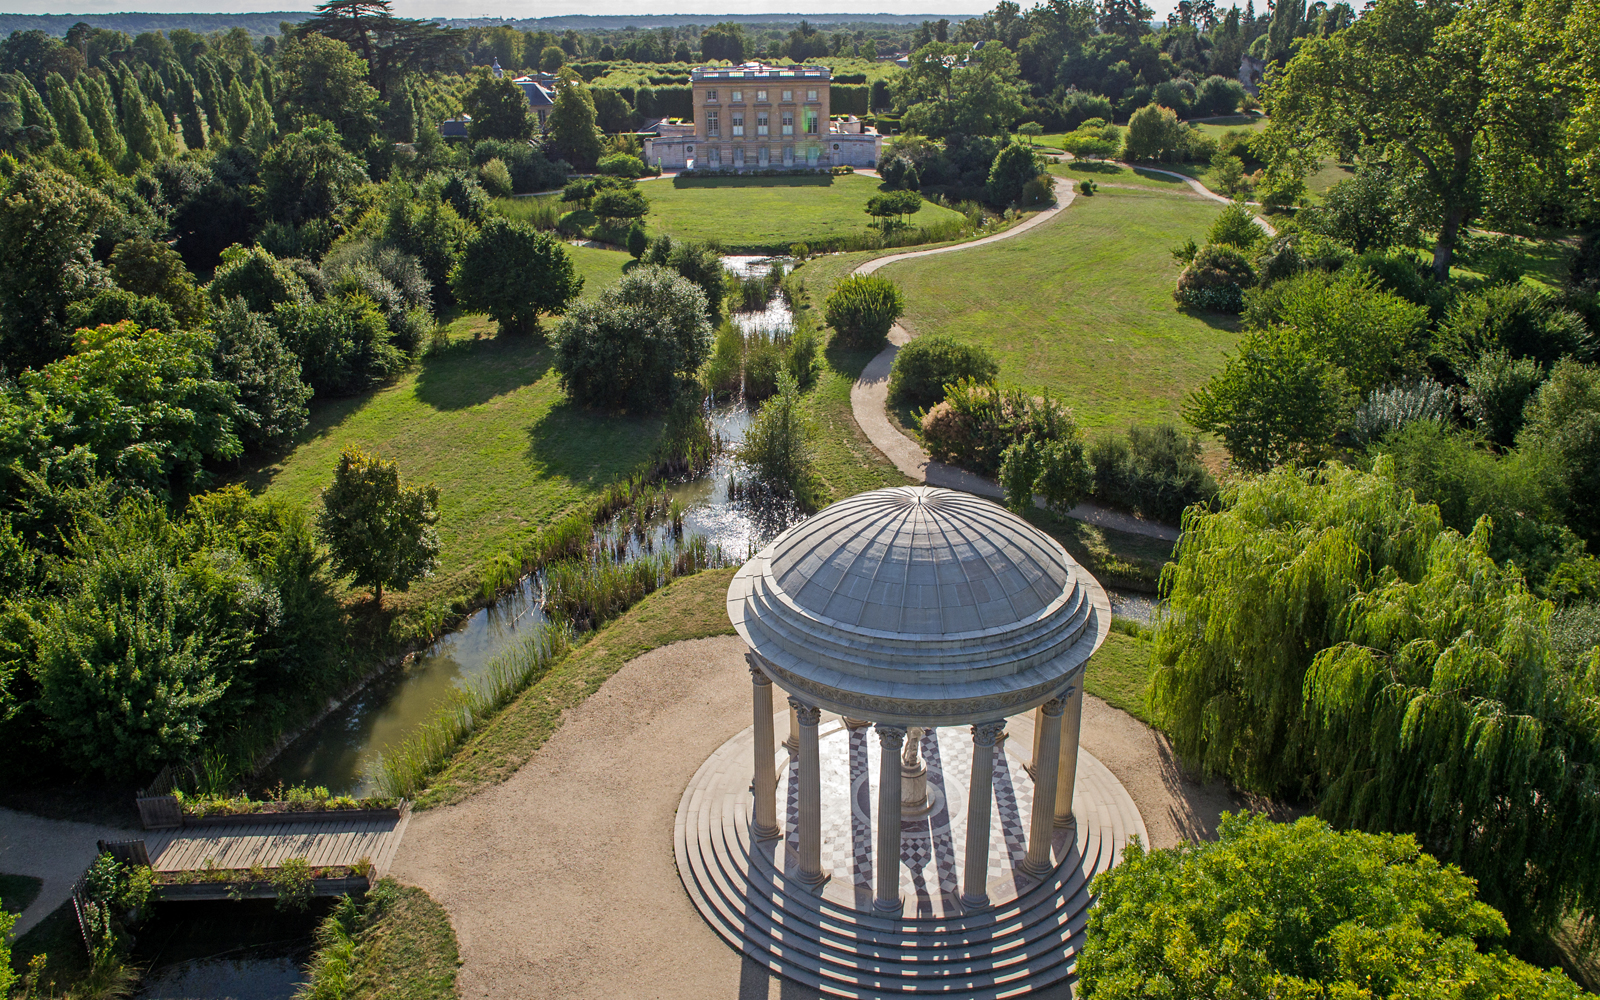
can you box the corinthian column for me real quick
[961,720,1006,908]
[1054,684,1085,827]
[791,699,828,886]
[1021,696,1065,877]
[748,657,779,840]
[874,724,906,913]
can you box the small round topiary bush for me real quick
[1174,244,1256,313]
[888,335,1000,408]
[824,274,905,348]
[596,152,647,178]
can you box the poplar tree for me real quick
[46,72,95,153]
[76,75,125,164]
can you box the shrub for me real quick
[1077,179,1097,196]
[66,288,178,333]
[887,335,1000,408]
[738,368,816,506]
[592,187,649,227]
[1252,230,1353,284]
[476,157,514,198]
[627,224,648,259]
[208,244,311,313]
[1206,202,1262,250]
[1019,173,1055,207]
[210,297,313,453]
[824,274,904,347]
[985,142,1042,207]
[554,265,712,412]
[1120,103,1187,162]
[471,138,568,193]
[879,154,920,191]
[316,448,440,605]
[271,294,407,397]
[1000,432,1091,517]
[1435,283,1595,376]
[596,152,647,178]
[1346,377,1453,448]
[1244,269,1428,395]
[1518,359,1600,546]
[1174,244,1255,313]
[1079,812,1587,999]
[1088,424,1216,524]
[1191,75,1246,117]
[1463,349,1545,447]
[920,378,1082,478]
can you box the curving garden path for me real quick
[846,178,1182,543]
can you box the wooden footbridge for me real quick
[138,806,412,876]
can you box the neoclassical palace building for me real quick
[644,62,883,172]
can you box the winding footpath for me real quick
[847,177,1183,542]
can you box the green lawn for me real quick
[1188,115,1268,141]
[238,322,665,615]
[1050,159,1198,192]
[876,186,1236,433]
[567,242,630,294]
[638,173,965,252]
[1084,630,1155,722]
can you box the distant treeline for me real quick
[0,12,313,38]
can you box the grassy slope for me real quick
[416,567,739,807]
[567,242,632,292]
[1050,160,1199,192]
[877,185,1233,433]
[344,882,458,1000]
[641,173,965,251]
[0,873,41,915]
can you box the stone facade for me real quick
[645,62,882,171]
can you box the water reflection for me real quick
[139,955,305,1000]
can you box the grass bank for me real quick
[1085,628,1155,722]
[297,879,457,1000]
[876,185,1233,434]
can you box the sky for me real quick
[6,1,1186,23]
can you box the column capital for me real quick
[970,721,1006,747]
[876,724,906,750]
[790,700,822,726]
[746,655,772,686]
[1040,696,1066,718]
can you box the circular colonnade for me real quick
[674,487,1146,997]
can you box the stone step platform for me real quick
[674,716,1146,998]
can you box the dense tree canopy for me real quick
[449,218,582,336]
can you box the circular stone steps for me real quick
[674,715,1147,998]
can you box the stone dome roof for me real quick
[728,487,1109,726]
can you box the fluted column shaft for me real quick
[1022,696,1066,876]
[748,657,779,840]
[792,699,827,885]
[1054,684,1085,827]
[962,721,1006,908]
[784,704,800,755]
[875,725,906,913]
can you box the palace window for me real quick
[731,90,742,102]
[757,112,769,137]
[781,89,793,102]
[705,89,718,102]
[756,89,767,102]
[708,146,721,167]
[782,145,794,166]
[804,109,818,134]
[781,111,794,136]
[807,89,818,102]
[758,145,770,166]
[732,113,744,137]
[706,111,719,137]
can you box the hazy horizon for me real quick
[2,1,1188,26]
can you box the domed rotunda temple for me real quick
[674,487,1146,997]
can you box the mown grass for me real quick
[414,567,739,808]
[877,185,1234,433]
[640,173,966,252]
[238,328,665,617]
[1049,159,1199,192]
[1084,630,1155,723]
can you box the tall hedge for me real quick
[831,84,870,117]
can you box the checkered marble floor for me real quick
[776,718,1039,918]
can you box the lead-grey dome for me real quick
[728,486,1109,725]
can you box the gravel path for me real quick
[391,634,1265,999]
[0,807,132,936]
[846,178,1180,543]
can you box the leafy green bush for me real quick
[824,273,904,347]
[1519,359,1600,546]
[985,142,1042,206]
[1147,462,1600,936]
[271,294,407,397]
[999,432,1091,517]
[1173,243,1255,313]
[920,378,1083,478]
[1079,813,1587,999]
[471,138,568,193]
[1088,424,1216,525]
[65,288,179,333]
[1435,283,1595,376]
[207,244,311,313]
[209,297,313,453]
[1242,269,1427,395]
[596,152,647,178]
[476,157,514,198]
[554,265,712,412]
[317,448,441,606]
[887,335,1000,408]
[739,368,816,506]
[1206,202,1263,250]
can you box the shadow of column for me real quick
[992,751,1031,893]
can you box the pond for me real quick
[132,899,330,1000]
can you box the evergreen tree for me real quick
[46,71,95,152]
[545,75,603,170]
[76,74,125,164]
[224,77,252,145]
[14,75,57,145]
[118,68,163,164]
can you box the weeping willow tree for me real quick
[1149,459,1600,938]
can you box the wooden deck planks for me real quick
[145,816,407,874]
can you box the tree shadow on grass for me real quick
[413,335,554,412]
[822,338,884,382]
[522,398,665,485]
[233,392,369,493]
[1174,305,1245,334]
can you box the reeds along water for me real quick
[369,621,573,798]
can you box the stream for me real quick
[260,254,1159,799]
